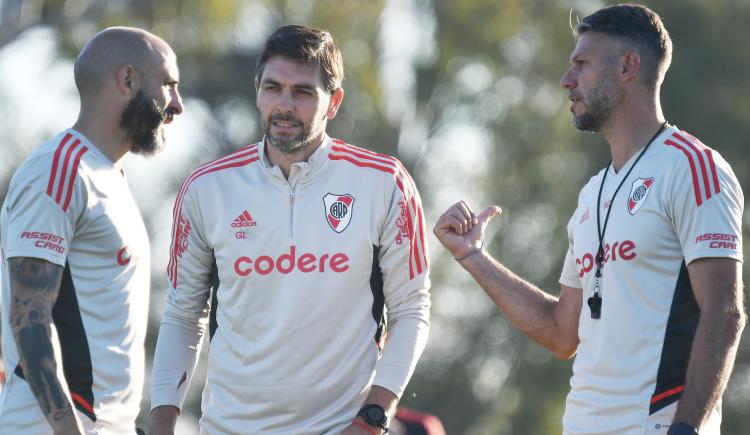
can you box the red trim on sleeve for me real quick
[650,385,684,404]
[70,392,95,415]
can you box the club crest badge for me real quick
[323,193,355,233]
[627,177,655,215]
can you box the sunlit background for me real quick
[1,0,749,433]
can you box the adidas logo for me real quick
[231,210,257,228]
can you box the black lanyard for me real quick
[588,122,668,319]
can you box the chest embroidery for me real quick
[627,177,655,215]
[323,193,355,233]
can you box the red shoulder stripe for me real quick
[171,144,259,224]
[329,141,429,278]
[335,143,425,217]
[46,133,73,196]
[169,153,260,287]
[328,153,396,175]
[674,132,720,195]
[665,138,703,206]
[334,142,429,273]
[168,145,259,287]
[170,144,260,234]
[331,139,400,163]
[168,147,260,287]
[672,133,712,200]
[328,153,421,276]
[54,139,81,203]
[61,145,89,212]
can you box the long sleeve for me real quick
[151,182,214,410]
[372,163,431,398]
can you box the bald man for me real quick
[0,27,183,434]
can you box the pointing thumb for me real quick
[478,206,502,225]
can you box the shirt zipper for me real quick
[288,187,296,239]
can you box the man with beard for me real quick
[149,25,430,435]
[434,4,744,435]
[0,27,183,434]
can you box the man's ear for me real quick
[326,88,344,119]
[117,65,138,96]
[620,51,641,82]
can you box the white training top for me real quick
[0,129,150,434]
[151,136,431,434]
[559,126,743,435]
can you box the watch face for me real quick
[365,406,385,422]
[359,404,387,426]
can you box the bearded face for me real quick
[120,89,175,157]
[261,111,327,155]
[570,52,621,133]
[571,67,620,133]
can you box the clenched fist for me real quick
[433,201,502,260]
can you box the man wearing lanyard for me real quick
[433,4,744,435]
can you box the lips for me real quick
[568,95,583,112]
[270,115,302,131]
[273,120,299,128]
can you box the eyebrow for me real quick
[261,78,318,91]
[569,53,584,63]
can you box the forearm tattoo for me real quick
[8,258,74,422]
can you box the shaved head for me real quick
[74,27,173,98]
[72,26,183,158]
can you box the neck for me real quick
[73,106,130,167]
[265,131,326,179]
[600,95,666,172]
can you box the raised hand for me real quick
[433,201,502,260]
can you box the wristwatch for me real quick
[357,404,389,432]
[668,422,698,435]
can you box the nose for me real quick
[560,66,576,90]
[167,88,184,118]
[275,89,294,113]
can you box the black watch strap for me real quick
[357,404,389,431]
[668,422,698,435]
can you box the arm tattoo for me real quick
[7,258,75,424]
[9,257,62,292]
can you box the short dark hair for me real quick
[576,3,672,89]
[255,24,344,94]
